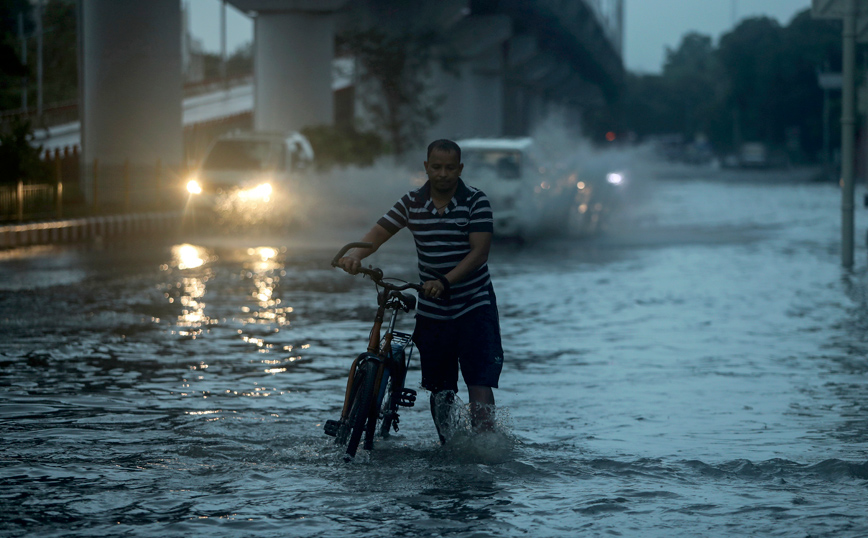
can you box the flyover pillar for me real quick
[228,1,348,133]
[253,12,334,132]
[432,15,511,140]
[80,0,183,209]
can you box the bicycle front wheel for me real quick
[379,345,406,438]
[344,360,378,461]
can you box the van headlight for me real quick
[238,182,273,202]
[187,179,203,194]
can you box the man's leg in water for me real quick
[468,385,495,432]
[430,390,455,444]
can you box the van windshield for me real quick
[462,149,522,179]
[203,140,273,171]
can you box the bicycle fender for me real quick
[341,352,384,419]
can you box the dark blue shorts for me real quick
[413,304,504,392]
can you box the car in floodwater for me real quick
[184,131,315,229]
[457,137,625,240]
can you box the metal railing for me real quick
[0,182,60,222]
[1,109,252,223]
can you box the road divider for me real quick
[0,211,183,249]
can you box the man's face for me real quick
[424,149,463,196]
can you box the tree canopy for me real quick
[622,9,843,161]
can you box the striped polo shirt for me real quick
[377,178,496,320]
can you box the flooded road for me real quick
[2,165,867,537]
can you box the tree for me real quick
[0,118,49,185]
[621,8,844,161]
[662,32,727,143]
[337,29,446,156]
[622,32,726,145]
[0,0,33,110]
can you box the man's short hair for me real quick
[427,139,461,162]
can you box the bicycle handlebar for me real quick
[330,242,373,267]
[332,242,424,293]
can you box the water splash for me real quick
[432,391,517,465]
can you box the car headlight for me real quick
[238,182,273,202]
[606,173,624,185]
[187,179,203,194]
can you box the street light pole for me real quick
[221,0,227,89]
[36,0,43,119]
[18,12,27,113]
[841,0,856,268]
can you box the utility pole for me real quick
[841,0,856,268]
[36,0,43,119]
[221,0,227,89]
[813,0,866,268]
[18,12,27,113]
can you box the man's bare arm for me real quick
[336,224,393,274]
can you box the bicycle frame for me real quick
[324,242,424,458]
[338,290,412,423]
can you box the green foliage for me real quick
[623,9,843,160]
[300,124,387,169]
[0,118,50,184]
[337,29,445,156]
[199,43,253,81]
[0,0,77,111]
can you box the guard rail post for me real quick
[123,158,131,212]
[55,149,63,219]
[17,180,24,222]
[156,159,162,208]
[92,157,100,215]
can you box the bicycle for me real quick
[323,242,425,462]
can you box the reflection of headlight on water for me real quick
[187,179,203,194]
[606,173,624,185]
[237,183,273,202]
[173,244,207,269]
[248,247,277,261]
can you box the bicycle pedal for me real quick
[397,388,417,407]
[323,419,340,437]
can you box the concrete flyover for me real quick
[72,0,623,209]
[333,0,624,139]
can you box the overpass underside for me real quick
[335,0,624,140]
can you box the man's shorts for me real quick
[412,303,504,392]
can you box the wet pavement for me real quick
[1,163,867,537]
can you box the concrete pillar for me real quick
[503,82,524,136]
[503,34,538,136]
[81,0,183,208]
[254,12,334,132]
[433,62,476,140]
[468,47,505,138]
[430,15,511,140]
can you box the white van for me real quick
[185,131,314,228]
[457,137,579,239]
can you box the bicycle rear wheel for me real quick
[344,360,378,461]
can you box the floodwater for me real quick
[1,163,868,537]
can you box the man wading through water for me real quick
[336,139,505,444]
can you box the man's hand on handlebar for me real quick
[337,255,363,275]
[422,279,447,299]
